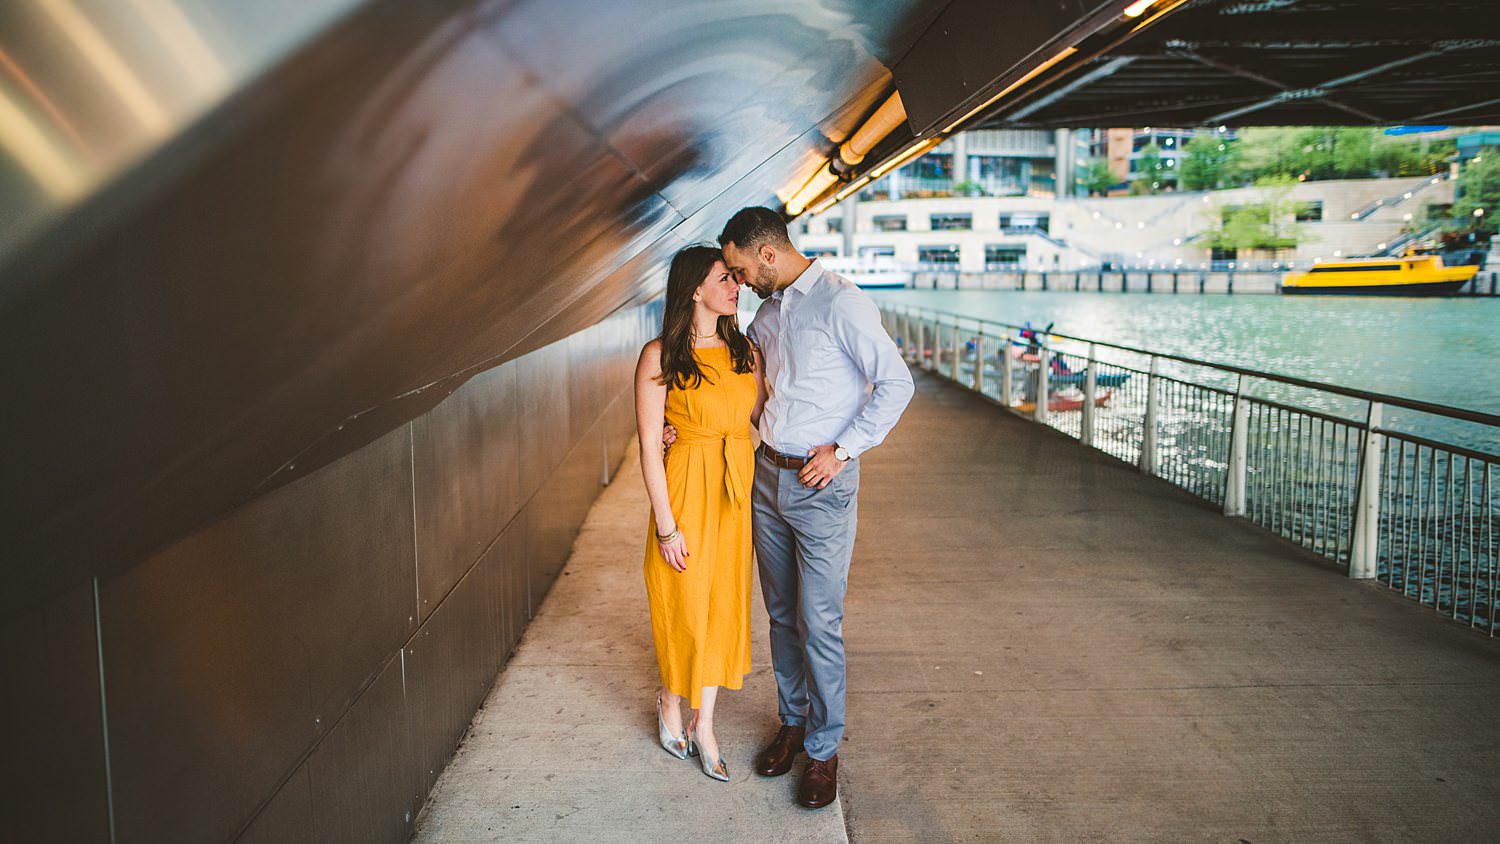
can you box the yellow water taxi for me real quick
[1280,255,1478,295]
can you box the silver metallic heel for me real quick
[657,695,692,760]
[689,713,730,782]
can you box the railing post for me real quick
[1034,345,1051,425]
[950,322,962,382]
[897,311,910,360]
[972,333,985,393]
[1139,356,1160,475]
[999,335,1014,409]
[923,319,937,371]
[1349,401,1385,579]
[1080,343,1098,446]
[1224,374,1251,516]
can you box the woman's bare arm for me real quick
[634,340,688,571]
[750,346,768,430]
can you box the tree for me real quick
[1201,175,1310,253]
[1224,126,1456,185]
[1130,143,1164,194]
[1078,158,1115,196]
[1179,134,1234,190]
[1451,155,1500,238]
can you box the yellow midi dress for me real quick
[644,346,756,708]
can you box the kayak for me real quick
[1015,390,1112,414]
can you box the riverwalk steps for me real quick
[415,368,1500,843]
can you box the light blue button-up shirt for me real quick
[746,260,914,459]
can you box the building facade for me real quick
[796,174,1454,273]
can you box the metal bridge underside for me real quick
[982,0,1500,128]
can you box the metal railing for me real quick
[881,303,1500,634]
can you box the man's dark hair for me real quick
[718,206,793,253]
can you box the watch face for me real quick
[835,446,850,461]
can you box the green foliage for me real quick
[1179,135,1234,190]
[1202,175,1310,252]
[952,179,983,197]
[1222,127,1453,186]
[1451,155,1500,237]
[1078,159,1115,196]
[1130,143,1165,194]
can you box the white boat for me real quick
[821,256,912,289]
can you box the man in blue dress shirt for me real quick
[719,206,914,809]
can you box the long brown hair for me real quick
[658,245,754,390]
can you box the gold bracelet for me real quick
[657,528,680,545]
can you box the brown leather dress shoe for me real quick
[797,754,838,809]
[754,724,805,777]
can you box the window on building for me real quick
[859,245,895,260]
[984,245,1026,269]
[1295,200,1323,222]
[873,215,907,232]
[804,247,839,258]
[969,155,1027,195]
[917,245,961,267]
[1000,213,1049,234]
[825,217,843,233]
[1210,246,1237,269]
[930,213,972,231]
[908,153,953,180]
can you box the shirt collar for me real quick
[784,258,822,298]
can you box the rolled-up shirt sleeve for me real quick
[831,290,914,457]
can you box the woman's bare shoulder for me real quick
[637,338,663,377]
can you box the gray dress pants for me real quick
[751,448,859,761]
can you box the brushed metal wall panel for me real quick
[531,411,609,606]
[307,655,416,844]
[486,0,936,216]
[0,581,109,843]
[406,563,498,797]
[412,359,521,622]
[99,424,416,844]
[236,765,315,844]
[603,389,637,485]
[567,324,607,446]
[489,511,530,660]
[0,0,955,621]
[515,338,572,496]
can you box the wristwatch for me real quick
[833,444,851,462]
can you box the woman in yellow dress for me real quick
[634,245,764,782]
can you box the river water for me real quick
[869,289,1500,456]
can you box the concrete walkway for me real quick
[411,443,846,843]
[415,370,1500,843]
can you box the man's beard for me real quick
[750,262,778,299]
